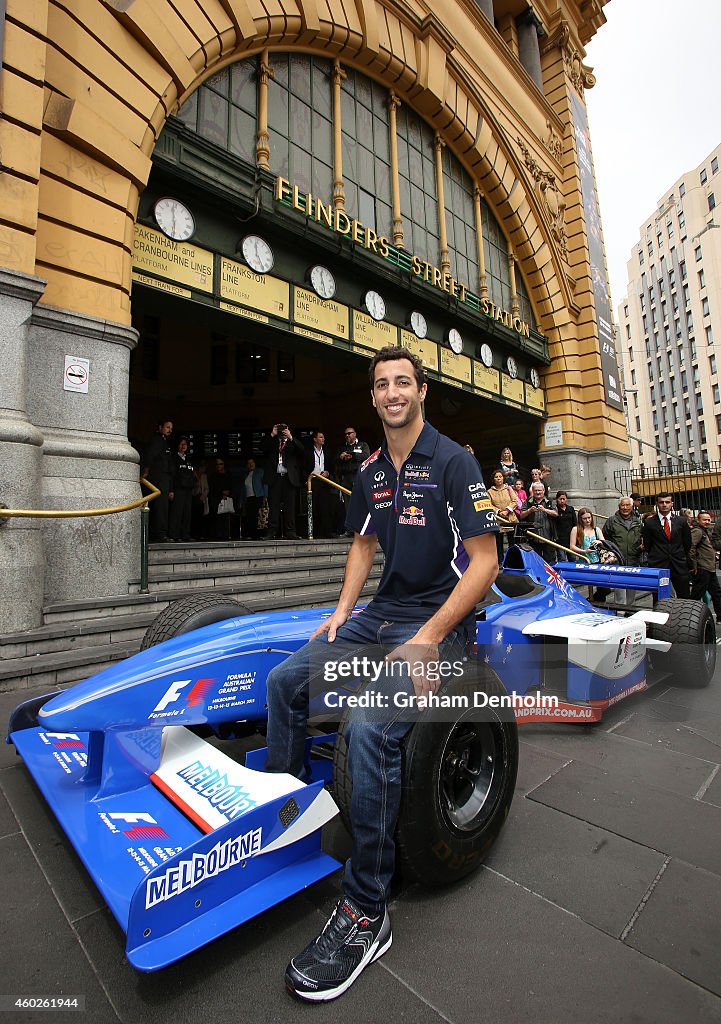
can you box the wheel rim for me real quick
[438,719,504,832]
[703,618,717,674]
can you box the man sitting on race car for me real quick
[264,345,499,1002]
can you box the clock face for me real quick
[153,197,194,241]
[506,356,518,379]
[242,234,274,274]
[480,343,493,368]
[448,328,464,355]
[310,265,336,300]
[410,310,428,339]
[364,290,386,321]
[529,367,540,389]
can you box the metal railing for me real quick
[614,463,721,515]
[0,478,161,594]
[305,472,351,540]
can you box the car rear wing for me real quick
[554,562,671,599]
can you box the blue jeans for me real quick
[264,608,463,915]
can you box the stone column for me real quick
[0,269,47,632]
[517,9,544,92]
[27,305,141,607]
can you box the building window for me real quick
[631,368,636,386]
[395,105,440,266]
[680,182,686,197]
[648,242,653,258]
[707,325,715,347]
[442,149,478,291]
[680,260,687,280]
[699,269,706,288]
[341,67,392,235]
[667,222,674,241]
[678,211,685,232]
[714,384,720,405]
[639,248,644,265]
[681,371,688,391]
[691,338,697,360]
[683,284,690,306]
[176,59,259,165]
[703,297,710,317]
[701,168,708,185]
[716,414,721,433]
[695,245,702,262]
[685,398,691,419]
[712,156,719,175]
[710,193,716,212]
[635,416,641,432]
[710,354,717,375]
[626,323,631,339]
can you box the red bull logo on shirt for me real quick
[399,505,426,526]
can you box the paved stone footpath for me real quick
[1,674,720,1024]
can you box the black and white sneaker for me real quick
[285,897,392,1002]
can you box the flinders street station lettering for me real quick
[274,176,530,339]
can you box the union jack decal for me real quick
[545,564,573,599]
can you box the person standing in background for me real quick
[307,430,334,539]
[142,419,174,542]
[334,427,370,536]
[554,491,576,553]
[264,423,305,539]
[169,437,195,542]
[239,457,267,540]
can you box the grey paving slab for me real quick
[484,795,666,937]
[0,764,105,922]
[388,868,721,1024]
[611,712,721,762]
[0,833,116,1022]
[0,783,18,839]
[515,740,569,794]
[73,894,445,1024]
[700,767,721,808]
[520,723,714,799]
[646,683,721,720]
[528,760,721,877]
[625,858,721,998]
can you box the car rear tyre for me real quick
[332,663,518,887]
[647,597,716,687]
[140,593,251,650]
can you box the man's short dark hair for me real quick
[630,492,642,501]
[555,490,567,499]
[368,346,426,389]
[656,491,673,502]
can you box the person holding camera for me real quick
[263,422,305,540]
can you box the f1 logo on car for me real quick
[106,811,169,840]
[151,678,215,716]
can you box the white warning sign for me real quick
[64,356,89,393]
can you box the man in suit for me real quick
[142,418,174,542]
[641,492,692,598]
[306,430,334,539]
[263,422,305,539]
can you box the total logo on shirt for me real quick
[399,505,426,526]
[373,489,393,500]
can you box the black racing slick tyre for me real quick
[332,663,518,888]
[647,597,716,687]
[140,593,251,650]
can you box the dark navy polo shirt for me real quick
[346,421,498,636]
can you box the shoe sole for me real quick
[285,930,393,1003]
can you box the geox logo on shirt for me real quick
[399,505,426,526]
[145,827,262,908]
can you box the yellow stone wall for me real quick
[1,0,625,454]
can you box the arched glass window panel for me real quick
[268,55,333,200]
[340,69,392,237]
[516,269,535,328]
[173,59,258,165]
[481,198,512,312]
[441,148,478,291]
[396,106,439,265]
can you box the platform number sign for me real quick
[64,356,90,394]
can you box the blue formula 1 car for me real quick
[7,545,715,972]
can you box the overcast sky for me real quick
[585,0,719,316]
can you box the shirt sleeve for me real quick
[345,474,375,535]
[446,453,499,539]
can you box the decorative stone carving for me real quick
[544,119,563,161]
[541,17,596,95]
[517,137,567,258]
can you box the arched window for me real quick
[174,59,257,165]
[171,56,535,329]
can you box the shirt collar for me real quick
[380,420,439,460]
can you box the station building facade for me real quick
[1,0,626,632]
